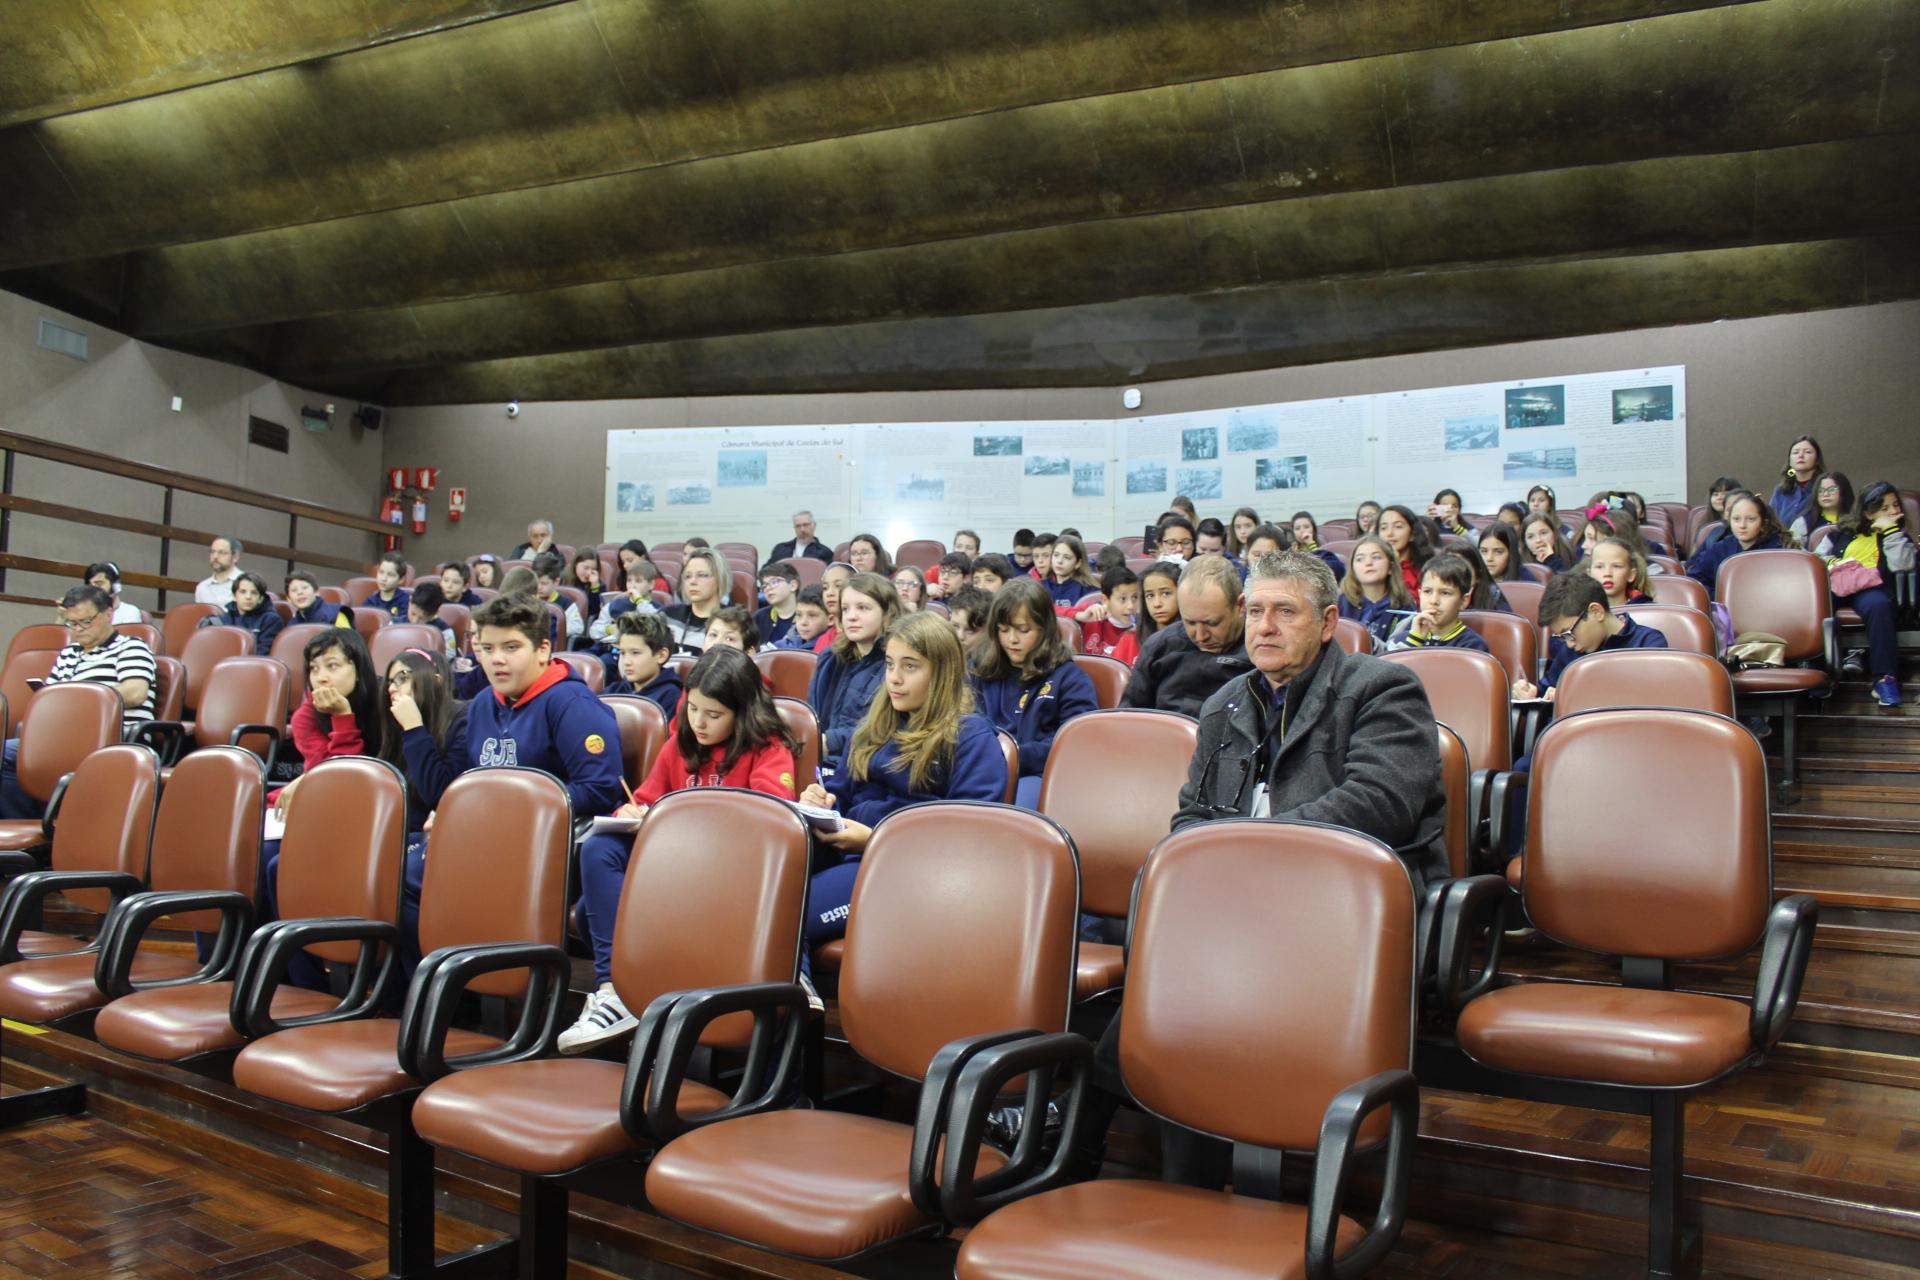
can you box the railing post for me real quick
[287,513,298,580]
[0,448,12,594]
[158,487,174,611]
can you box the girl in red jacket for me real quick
[562,644,802,1052]
[271,629,383,814]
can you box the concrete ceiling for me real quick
[3,0,1915,404]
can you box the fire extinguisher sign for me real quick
[448,488,467,523]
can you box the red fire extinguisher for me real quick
[410,493,429,536]
[378,495,405,552]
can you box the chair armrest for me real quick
[395,941,571,1084]
[933,1031,1092,1226]
[1436,875,1512,1010]
[0,851,35,877]
[1750,894,1819,1050]
[230,916,397,1039]
[1306,1068,1420,1280]
[1822,615,1838,676]
[1465,768,1493,863]
[907,1029,1046,1216]
[130,720,187,765]
[0,869,144,964]
[1484,768,1528,868]
[93,889,254,999]
[625,981,812,1145]
[228,723,283,766]
[41,770,74,836]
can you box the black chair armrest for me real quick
[0,851,35,877]
[230,916,397,1039]
[1436,874,1512,1010]
[228,723,283,768]
[0,869,144,963]
[395,941,571,1084]
[1465,767,1493,862]
[1751,894,1819,1050]
[130,720,188,765]
[1484,768,1528,868]
[907,1029,1045,1216]
[625,981,811,1144]
[41,770,74,836]
[1822,615,1839,676]
[934,1030,1092,1226]
[93,889,254,999]
[1306,1068,1420,1280]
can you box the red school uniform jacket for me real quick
[1079,617,1136,660]
[633,738,799,808]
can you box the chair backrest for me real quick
[438,603,471,653]
[1648,555,1685,577]
[1619,604,1717,658]
[1055,615,1081,654]
[272,601,294,625]
[49,744,160,913]
[1109,536,1146,556]
[1125,556,1155,575]
[162,604,219,661]
[893,540,946,571]
[1647,575,1710,613]
[152,655,188,722]
[419,770,573,997]
[666,654,697,680]
[277,758,409,963]
[996,730,1019,802]
[841,804,1079,1082]
[1322,538,1360,562]
[1526,710,1770,962]
[114,621,164,655]
[1120,820,1414,1149]
[1461,610,1537,687]
[773,697,820,789]
[788,558,826,586]
[147,746,265,932]
[351,606,390,645]
[1435,723,1471,880]
[178,626,253,715]
[1719,550,1830,661]
[1331,617,1372,657]
[1320,520,1357,541]
[343,576,380,605]
[1518,561,1553,584]
[729,569,756,610]
[1553,649,1734,718]
[1070,654,1130,709]
[717,542,759,564]
[268,623,334,715]
[369,624,446,675]
[1038,710,1198,918]
[4,623,68,665]
[192,656,290,756]
[612,789,810,1048]
[755,648,819,701]
[1378,648,1511,771]
[17,682,122,804]
[0,649,56,731]
[554,586,588,618]
[601,695,670,789]
[317,585,350,606]
[1497,579,1545,623]
[553,651,605,693]
[1684,505,1716,553]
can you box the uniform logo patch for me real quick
[584,734,606,755]
[779,772,795,794]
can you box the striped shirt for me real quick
[48,633,157,731]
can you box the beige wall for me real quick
[0,288,388,622]
[386,301,1920,569]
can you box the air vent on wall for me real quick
[248,415,291,453]
[36,319,88,360]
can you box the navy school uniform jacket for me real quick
[290,599,346,628]
[453,589,485,609]
[1686,532,1780,598]
[399,659,624,817]
[1338,594,1400,645]
[823,713,1007,830]
[1304,546,1346,580]
[1383,618,1490,654]
[970,658,1099,778]
[753,605,796,648]
[401,701,469,831]
[1539,614,1669,691]
[1045,577,1097,607]
[808,644,886,770]
[368,587,412,621]
[221,601,283,655]
[606,667,683,721]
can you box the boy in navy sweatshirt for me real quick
[752,561,801,648]
[367,551,412,621]
[1384,554,1491,654]
[1513,571,1669,700]
[604,610,683,719]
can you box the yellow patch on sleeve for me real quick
[584,733,606,755]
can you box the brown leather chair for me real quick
[162,603,219,662]
[1379,648,1510,869]
[272,600,294,626]
[1555,650,1734,719]
[0,746,261,1126]
[1620,604,1718,658]
[602,695,670,790]
[554,585,589,619]
[996,730,1020,803]
[317,585,350,607]
[1447,709,1815,1277]
[718,541,759,564]
[1322,538,1360,563]
[645,802,1079,1265]
[1647,574,1710,613]
[137,655,288,771]
[1718,550,1833,795]
[955,820,1418,1280]
[1331,616,1373,656]
[754,647,818,700]
[351,606,390,646]
[1435,723,1472,883]
[1496,578,1545,623]
[667,654,697,681]
[1648,554,1685,577]
[1038,710,1197,999]
[0,682,123,852]
[370,624,446,676]
[343,575,380,606]
[1461,609,1538,687]
[94,756,409,1070]
[554,650,605,693]
[1512,561,1549,585]
[788,557,827,587]
[1070,653,1130,709]
[3,623,68,666]
[1055,615,1081,654]
[113,621,164,655]
[268,623,334,716]
[1109,536,1146,556]
[177,625,254,719]
[893,540,946,572]
[152,656,187,723]
[0,648,56,735]
[413,789,812,1276]
[232,768,574,1280]
[436,603,471,653]
[774,697,820,789]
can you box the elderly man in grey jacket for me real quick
[1176,548,1448,887]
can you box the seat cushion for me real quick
[233,1018,502,1112]
[646,1109,1003,1261]
[94,982,338,1062]
[0,821,46,852]
[0,951,197,1024]
[812,939,846,975]
[1074,942,1126,999]
[955,1179,1361,1280]
[1729,668,1829,695]
[1457,983,1754,1088]
[1504,857,1523,890]
[414,1058,728,1177]
[18,930,87,958]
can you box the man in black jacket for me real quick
[768,509,835,564]
[1119,554,1252,716]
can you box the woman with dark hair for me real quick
[1375,505,1434,594]
[1521,513,1579,575]
[846,533,895,578]
[1354,500,1383,536]
[969,578,1099,807]
[1769,435,1825,533]
[1430,488,1476,541]
[380,645,470,831]
[1225,507,1262,558]
[84,562,144,624]
[1686,490,1791,596]
[285,628,383,788]
[1288,512,1342,578]
[1477,523,1528,583]
[1796,472,1855,546]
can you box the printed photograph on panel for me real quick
[1612,385,1674,423]
[1181,427,1220,461]
[1253,455,1309,491]
[616,482,655,513]
[716,449,768,487]
[1444,416,1500,451]
[1177,466,1223,500]
[1504,447,1577,480]
[1024,454,1071,477]
[1073,461,1106,498]
[974,435,1024,456]
[1505,385,1566,429]
[1127,458,1168,495]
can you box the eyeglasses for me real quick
[61,613,103,630]
[1550,622,1582,643]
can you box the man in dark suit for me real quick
[769,509,834,564]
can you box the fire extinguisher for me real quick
[378,495,405,552]
[411,493,428,536]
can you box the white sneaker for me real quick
[798,971,824,1014]
[557,987,637,1055]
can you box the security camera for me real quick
[506,400,521,419]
